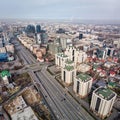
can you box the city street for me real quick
[12,38,95,120]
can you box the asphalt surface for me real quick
[12,38,95,120]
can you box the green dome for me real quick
[0,70,11,78]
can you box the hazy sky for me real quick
[0,0,119,20]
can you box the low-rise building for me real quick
[77,64,91,73]
[0,47,6,53]
[22,87,41,105]
[73,73,92,98]
[4,96,27,115]
[104,62,115,68]
[5,44,14,53]
[11,106,38,120]
[90,87,117,119]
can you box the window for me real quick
[95,97,101,112]
[64,71,66,82]
[77,81,80,93]
[107,49,111,56]
[73,56,74,61]
[72,72,74,82]
[72,50,74,56]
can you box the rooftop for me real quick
[0,70,11,78]
[11,106,38,120]
[57,53,68,58]
[65,59,73,64]
[0,53,8,58]
[77,73,91,82]
[93,64,99,70]
[95,87,116,100]
[108,82,116,88]
[64,65,74,71]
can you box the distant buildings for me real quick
[26,25,35,34]
[36,34,41,44]
[90,87,117,119]
[58,37,67,50]
[0,44,14,54]
[48,41,62,55]
[73,73,92,98]
[56,28,66,34]
[113,38,120,48]
[79,33,83,39]
[0,53,8,62]
[36,25,41,33]
[41,32,48,44]
[97,49,106,59]
[106,47,114,57]
[17,35,46,62]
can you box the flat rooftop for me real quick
[95,87,116,100]
[64,65,74,71]
[11,106,38,120]
[65,59,73,64]
[57,53,68,58]
[77,73,91,82]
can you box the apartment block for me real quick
[61,60,76,85]
[73,73,92,98]
[55,53,69,68]
[90,87,117,119]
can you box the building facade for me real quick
[55,53,69,68]
[61,60,76,85]
[65,46,77,63]
[75,50,87,64]
[90,87,117,119]
[73,73,92,98]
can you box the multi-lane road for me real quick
[12,38,95,120]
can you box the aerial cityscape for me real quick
[0,0,120,120]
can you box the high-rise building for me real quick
[73,73,92,98]
[79,33,83,39]
[36,34,41,44]
[106,47,114,57]
[65,46,87,65]
[59,38,67,50]
[26,25,35,34]
[65,46,77,63]
[61,60,76,85]
[48,41,62,55]
[97,49,106,59]
[55,53,69,68]
[36,25,41,33]
[90,87,117,119]
[41,32,48,44]
[75,50,87,64]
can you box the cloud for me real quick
[0,0,119,19]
